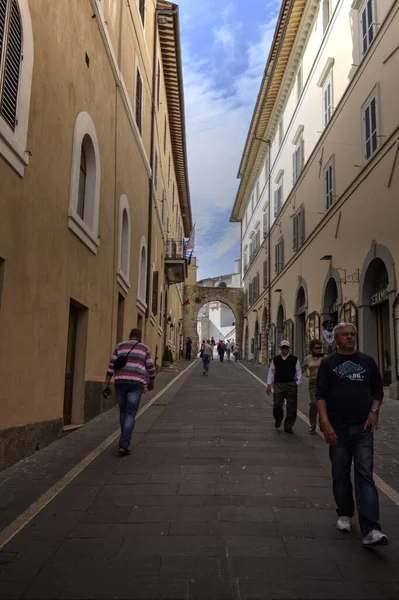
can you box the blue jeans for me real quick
[115,382,144,449]
[329,425,381,535]
[202,356,211,373]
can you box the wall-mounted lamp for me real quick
[320,255,332,261]
[274,289,282,293]
[320,256,359,283]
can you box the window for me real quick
[293,206,305,251]
[152,271,159,316]
[172,182,175,210]
[275,238,284,274]
[256,181,260,204]
[161,189,165,224]
[117,195,131,292]
[249,282,253,307]
[263,208,269,238]
[0,0,33,176]
[135,69,143,134]
[340,301,358,328]
[359,0,375,56]
[159,289,163,324]
[137,237,147,307]
[306,312,321,346]
[362,89,378,161]
[324,157,335,210]
[322,0,332,34]
[154,149,158,189]
[296,65,303,101]
[323,72,333,127]
[138,0,145,26]
[163,117,167,153]
[278,120,284,147]
[68,112,101,254]
[0,0,22,131]
[292,138,304,184]
[274,181,283,217]
[263,260,268,288]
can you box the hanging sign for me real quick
[322,319,335,345]
[369,288,388,307]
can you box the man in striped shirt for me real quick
[103,328,156,456]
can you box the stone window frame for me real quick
[0,0,34,177]
[137,236,148,312]
[117,194,131,294]
[68,111,101,255]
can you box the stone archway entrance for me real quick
[183,285,244,357]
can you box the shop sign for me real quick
[370,288,388,307]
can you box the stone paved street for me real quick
[1,359,399,599]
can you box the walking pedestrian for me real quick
[225,339,231,361]
[302,339,325,434]
[266,340,301,433]
[232,341,239,362]
[202,339,213,375]
[103,328,155,456]
[316,322,388,547]
[185,337,192,361]
[218,340,226,362]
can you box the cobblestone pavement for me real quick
[0,360,398,599]
[245,361,399,496]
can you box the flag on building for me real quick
[186,224,195,250]
[182,298,190,307]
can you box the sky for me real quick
[177,0,281,280]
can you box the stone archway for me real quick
[183,285,244,357]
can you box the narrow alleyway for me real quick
[1,360,399,599]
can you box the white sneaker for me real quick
[337,516,352,532]
[362,529,388,547]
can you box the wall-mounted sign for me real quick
[370,288,388,307]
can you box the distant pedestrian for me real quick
[316,322,388,547]
[202,339,213,375]
[302,339,326,434]
[226,340,232,361]
[233,342,239,362]
[210,336,215,360]
[266,340,301,433]
[103,328,155,456]
[185,337,192,361]
[218,340,226,362]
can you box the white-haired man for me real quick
[316,322,388,547]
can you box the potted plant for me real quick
[162,346,173,367]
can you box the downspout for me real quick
[145,9,159,320]
[267,141,272,358]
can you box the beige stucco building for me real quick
[0,0,192,469]
[231,0,399,398]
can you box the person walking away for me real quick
[185,337,192,361]
[266,340,301,433]
[226,340,232,361]
[218,340,226,362]
[316,322,387,547]
[103,328,155,456]
[202,339,213,375]
[302,339,325,434]
[232,342,239,362]
[210,337,216,360]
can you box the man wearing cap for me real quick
[266,340,301,433]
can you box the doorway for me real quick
[377,301,391,385]
[117,293,125,344]
[254,320,259,363]
[63,301,88,426]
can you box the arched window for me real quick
[306,312,321,348]
[117,195,131,293]
[137,236,147,308]
[340,301,358,329]
[0,0,34,176]
[68,112,101,254]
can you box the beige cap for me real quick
[280,340,291,347]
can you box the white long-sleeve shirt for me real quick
[267,354,302,385]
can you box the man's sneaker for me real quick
[118,446,130,457]
[309,426,316,434]
[274,418,282,429]
[337,516,352,532]
[362,529,388,547]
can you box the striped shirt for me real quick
[107,340,156,386]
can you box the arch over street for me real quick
[183,285,244,356]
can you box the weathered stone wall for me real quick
[183,285,244,356]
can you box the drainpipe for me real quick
[267,141,272,356]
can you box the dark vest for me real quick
[273,354,297,383]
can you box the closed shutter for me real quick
[244,290,248,312]
[293,214,298,251]
[0,0,22,132]
[263,260,268,288]
[152,271,159,315]
[135,70,143,133]
[275,243,279,273]
[139,0,145,25]
[299,206,305,245]
[249,282,253,307]
[281,238,284,269]
[263,211,268,238]
[274,190,278,217]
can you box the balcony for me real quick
[164,239,188,285]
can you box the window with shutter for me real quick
[293,213,299,251]
[152,271,159,315]
[154,149,158,189]
[275,243,279,273]
[249,283,253,307]
[362,90,378,160]
[299,206,305,245]
[0,0,22,132]
[323,74,333,127]
[293,139,304,184]
[263,260,268,288]
[359,0,374,56]
[163,117,167,153]
[135,69,143,134]
[263,210,269,238]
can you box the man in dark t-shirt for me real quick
[316,323,388,547]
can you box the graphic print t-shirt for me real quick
[315,351,383,427]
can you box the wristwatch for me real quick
[370,408,379,414]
